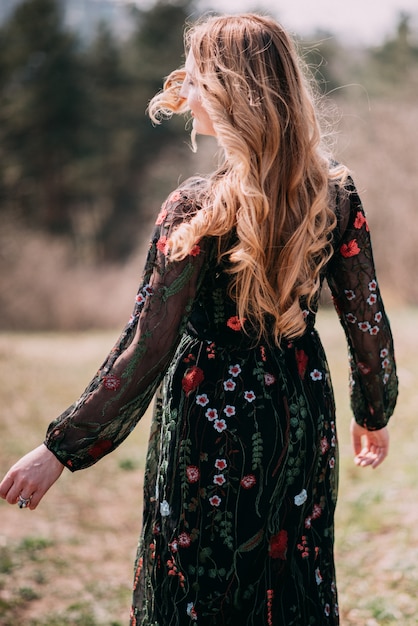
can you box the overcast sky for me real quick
[196,0,418,44]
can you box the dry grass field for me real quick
[0,303,416,626]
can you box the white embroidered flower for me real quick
[160,500,170,517]
[294,488,307,506]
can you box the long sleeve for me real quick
[45,189,209,471]
[326,178,398,430]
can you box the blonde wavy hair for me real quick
[148,13,346,342]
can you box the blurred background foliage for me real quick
[0,0,417,330]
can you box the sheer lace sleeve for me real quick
[326,178,398,430]
[45,189,209,470]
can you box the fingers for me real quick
[351,420,389,470]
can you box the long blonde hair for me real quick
[148,13,346,342]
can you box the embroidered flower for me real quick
[189,243,201,257]
[368,279,377,291]
[196,394,209,407]
[135,292,145,305]
[240,474,257,489]
[329,457,335,469]
[205,408,218,422]
[294,489,308,506]
[160,500,170,517]
[380,348,389,358]
[226,315,246,331]
[382,357,390,369]
[367,293,378,305]
[346,313,357,324]
[344,289,356,300]
[215,458,227,470]
[143,284,153,296]
[244,390,256,402]
[264,373,276,386]
[213,418,227,433]
[353,211,369,231]
[223,379,236,391]
[375,311,382,323]
[186,465,200,483]
[213,474,226,486]
[315,567,323,585]
[182,366,204,396]
[102,374,121,391]
[320,437,329,455]
[186,602,197,621]
[178,532,191,548]
[223,404,236,417]
[209,495,222,507]
[369,325,380,335]
[229,364,242,377]
[324,604,331,617]
[295,348,308,379]
[310,369,322,381]
[358,321,371,332]
[269,530,288,559]
[357,362,371,375]
[340,239,360,258]
[155,207,167,225]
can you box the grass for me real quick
[0,305,417,625]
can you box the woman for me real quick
[0,13,397,626]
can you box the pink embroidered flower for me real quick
[213,474,226,486]
[312,504,322,519]
[223,404,236,417]
[340,239,360,258]
[196,394,209,407]
[229,364,241,377]
[186,465,200,483]
[223,379,236,391]
[310,369,322,381]
[178,532,191,548]
[357,362,371,375]
[103,375,121,391]
[227,316,246,331]
[320,437,329,454]
[264,373,276,386]
[156,235,169,255]
[205,408,218,422]
[269,530,288,560]
[215,458,227,471]
[135,293,145,305]
[244,390,256,402]
[209,495,222,507]
[213,418,227,433]
[155,207,167,225]
[169,191,182,203]
[240,474,257,489]
[182,366,204,396]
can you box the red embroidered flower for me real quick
[353,211,369,231]
[295,348,308,379]
[340,239,360,258]
[182,366,204,395]
[186,465,200,483]
[103,374,121,391]
[226,315,246,331]
[88,439,113,459]
[209,495,222,507]
[178,532,191,548]
[215,458,227,470]
[213,474,226,486]
[240,474,257,489]
[189,243,201,257]
[269,529,288,559]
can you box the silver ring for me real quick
[18,494,31,509]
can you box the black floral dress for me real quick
[45,178,398,626]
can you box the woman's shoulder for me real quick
[157,176,208,226]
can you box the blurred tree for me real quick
[0,0,87,234]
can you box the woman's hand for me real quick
[0,444,64,510]
[350,418,389,469]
